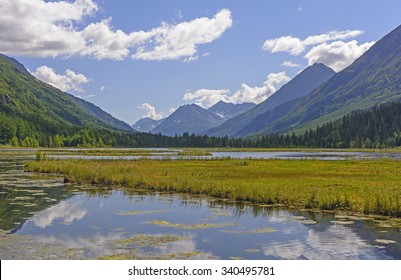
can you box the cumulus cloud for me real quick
[282,61,302,68]
[0,1,232,61]
[183,89,231,108]
[183,72,290,106]
[33,65,89,93]
[230,72,291,104]
[304,40,375,71]
[263,29,374,72]
[183,56,198,63]
[0,0,96,58]
[262,30,364,55]
[138,103,164,120]
[132,9,232,61]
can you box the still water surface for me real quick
[1,153,401,259]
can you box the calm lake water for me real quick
[1,151,401,260]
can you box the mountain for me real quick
[68,94,133,131]
[0,54,133,144]
[132,117,165,132]
[206,63,336,137]
[252,23,401,136]
[207,101,256,120]
[151,104,224,136]
[0,54,32,76]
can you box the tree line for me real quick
[2,102,401,148]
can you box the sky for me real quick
[1,0,401,125]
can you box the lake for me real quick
[1,150,401,259]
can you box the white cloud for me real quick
[138,103,164,120]
[182,72,290,106]
[262,30,364,55]
[0,0,96,58]
[183,56,198,63]
[0,1,232,61]
[304,40,375,71]
[282,61,302,68]
[33,65,89,93]
[100,85,106,91]
[230,72,291,104]
[132,9,232,61]
[263,36,304,55]
[183,89,230,108]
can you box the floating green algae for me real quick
[331,220,355,225]
[245,249,260,253]
[298,220,317,225]
[375,239,397,244]
[210,209,232,216]
[221,227,277,234]
[116,209,166,216]
[143,220,236,229]
[112,234,187,247]
[99,254,136,260]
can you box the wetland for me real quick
[1,148,401,259]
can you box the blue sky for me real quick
[1,0,401,124]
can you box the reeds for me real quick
[25,158,401,217]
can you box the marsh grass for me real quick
[25,158,401,217]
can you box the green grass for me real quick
[25,158,401,217]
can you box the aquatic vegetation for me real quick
[116,210,166,216]
[375,239,397,244]
[143,220,236,229]
[229,256,245,260]
[221,227,277,234]
[0,231,80,259]
[25,158,401,217]
[210,209,232,216]
[112,234,187,247]
[245,248,260,253]
[331,220,355,225]
[99,254,135,260]
[177,150,213,156]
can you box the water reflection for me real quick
[1,156,401,259]
[262,225,391,259]
[32,201,86,228]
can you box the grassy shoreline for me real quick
[25,158,401,217]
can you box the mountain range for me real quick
[207,101,255,120]
[2,23,401,146]
[133,101,256,135]
[250,23,401,136]
[132,117,165,132]
[0,54,133,144]
[205,63,336,137]
[151,104,225,136]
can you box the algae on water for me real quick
[143,220,236,229]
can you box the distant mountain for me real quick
[206,63,335,137]
[251,23,401,136]
[132,117,165,132]
[0,54,133,144]
[207,101,256,120]
[151,104,224,136]
[68,95,133,131]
